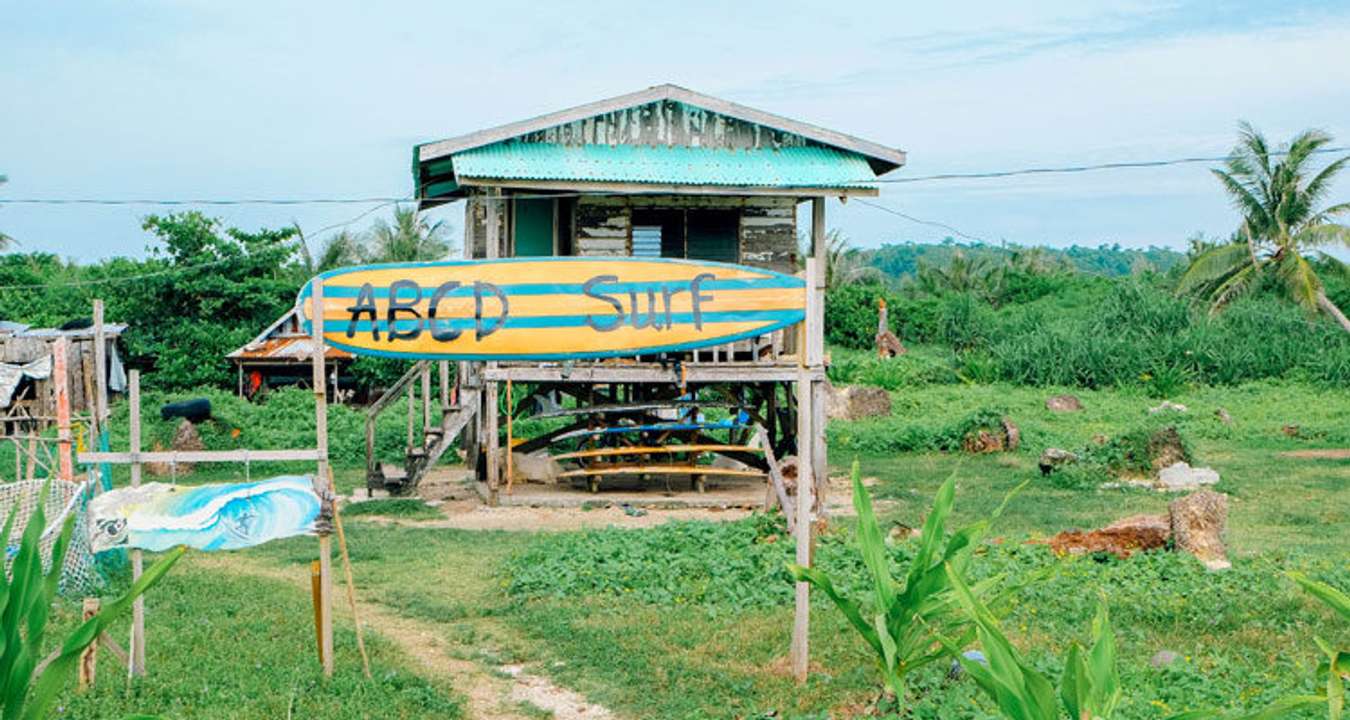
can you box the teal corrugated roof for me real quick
[451,142,876,188]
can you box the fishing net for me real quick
[0,478,104,596]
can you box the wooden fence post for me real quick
[791,256,822,682]
[78,597,99,690]
[53,337,74,482]
[311,278,334,678]
[128,370,146,677]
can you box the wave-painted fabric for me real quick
[88,476,321,553]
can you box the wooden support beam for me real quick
[485,380,499,505]
[483,364,824,384]
[505,378,514,495]
[79,449,325,464]
[78,598,99,691]
[420,364,432,435]
[128,371,145,678]
[311,278,334,679]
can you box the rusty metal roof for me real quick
[227,308,351,363]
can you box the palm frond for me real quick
[1208,262,1262,313]
[1303,155,1350,207]
[1274,253,1323,311]
[1176,243,1253,295]
[1294,223,1350,249]
[1211,169,1270,234]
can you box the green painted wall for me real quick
[513,198,554,256]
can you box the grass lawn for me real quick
[41,380,1348,719]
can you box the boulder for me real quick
[1156,462,1220,492]
[146,420,204,476]
[1043,513,1171,559]
[1149,400,1188,414]
[1045,394,1083,412]
[1038,448,1079,475]
[825,383,892,421]
[961,416,1020,454]
[1169,490,1230,570]
[1147,427,1190,472]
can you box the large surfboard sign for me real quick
[297,258,805,360]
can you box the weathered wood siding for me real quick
[570,195,797,272]
[463,195,507,258]
[516,101,818,151]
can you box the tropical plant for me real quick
[1178,123,1350,332]
[314,230,368,272]
[367,205,452,263]
[0,174,13,251]
[1229,572,1348,720]
[1,481,184,719]
[944,570,1214,720]
[915,250,1004,300]
[786,461,1019,707]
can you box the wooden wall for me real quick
[514,100,817,152]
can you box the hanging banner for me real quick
[297,258,806,360]
[88,476,321,553]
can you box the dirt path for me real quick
[193,554,612,720]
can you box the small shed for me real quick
[0,321,127,431]
[228,307,352,399]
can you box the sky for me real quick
[3,0,1350,260]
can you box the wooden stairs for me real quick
[365,360,476,496]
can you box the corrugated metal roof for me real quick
[452,142,876,188]
[227,336,352,362]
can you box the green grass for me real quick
[47,557,463,719]
[342,498,443,520]
[36,379,1350,719]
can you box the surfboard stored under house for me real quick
[297,257,806,360]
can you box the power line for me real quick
[2,146,1347,205]
[874,145,1350,184]
[854,198,987,243]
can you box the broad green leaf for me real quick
[1228,695,1326,720]
[1289,571,1350,622]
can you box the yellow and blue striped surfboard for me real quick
[297,257,805,360]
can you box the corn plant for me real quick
[786,461,1019,704]
[943,564,1214,720]
[1,481,184,720]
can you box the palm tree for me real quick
[915,250,1001,297]
[368,205,452,262]
[1178,123,1350,332]
[0,174,14,251]
[315,229,367,271]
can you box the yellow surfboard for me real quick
[297,257,805,360]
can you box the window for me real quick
[512,197,555,256]
[686,209,739,263]
[632,225,663,257]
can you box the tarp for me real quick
[0,355,51,407]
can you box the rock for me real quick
[962,416,1020,454]
[1156,462,1220,491]
[1091,433,1109,445]
[1000,417,1021,451]
[948,650,988,680]
[1151,650,1181,668]
[1038,448,1079,475]
[885,523,920,545]
[1169,490,1230,570]
[1215,408,1234,425]
[1043,513,1170,559]
[1147,427,1190,472]
[146,420,204,476]
[1282,424,1300,438]
[825,382,892,421]
[511,450,562,484]
[1045,394,1083,412]
[1149,400,1189,414]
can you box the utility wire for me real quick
[854,198,988,243]
[3,145,1348,204]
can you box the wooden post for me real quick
[485,189,500,260]
[791,257,822,682]
[128,371,145,677]
[438,361,450,410]
[505,378,514,494]
[311,278,334,679]
[420,364,431,436]
[93,300,108,433]
[78,598,99,691]
[53,337,74,482]
[310,560,325,667]
[405,385,415,452]
[809,199,828,515]
[485,380,499,505]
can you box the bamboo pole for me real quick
[330,473,371,680]
[311,279,334,678]
[790,257,823,683]
[53,338,74,482]
[93,300,108,472]
[128,370,145,677]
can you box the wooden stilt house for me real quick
[370,84,905,502]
